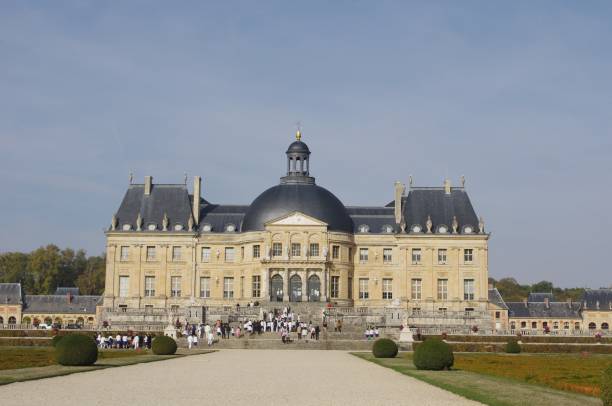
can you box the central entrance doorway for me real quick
[308,274,321,302]
[270,274,283,302]
[290,274,302,302]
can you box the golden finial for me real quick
[295,121,302,141]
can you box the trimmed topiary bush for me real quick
[55,334,98,366]
[372,338,398,358]
[506,339,521,354]
[413,338,454,370]
[152,335,177,355]
[51,335,63,347]
[603,365,612,406]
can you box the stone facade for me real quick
[102,133,492,328]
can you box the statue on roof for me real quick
[479,216,485,234]
[188,213,194,231]
[452,216,458,234]
[111,214,117,231]
[136,213,142,231]
[162,213,169,231]
[426,215,432,233]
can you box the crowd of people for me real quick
[364,326,380,340]
[96,333,152,349]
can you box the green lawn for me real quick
[0,347,214,385]
[353,352,608,406]
[0,347,150,371]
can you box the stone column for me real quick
[283,268,289,302]
[302,269,308,302]
[322,268,328,302]
[262,269,269,301]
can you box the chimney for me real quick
[444,178,451,195]
[567,298,572,308]
[544,297,549,309]
[144,176,153,195]
[523,298,528,308]
[66,292,73,304]
[193,176,201,226]
[394,181,405,225]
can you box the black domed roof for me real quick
[241,183,353,233]
[286,140,310,154]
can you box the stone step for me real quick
[182,339,375,351]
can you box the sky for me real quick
[0,1,611,288]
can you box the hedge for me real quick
[413,341,612,354]
[55,334,98,366]
[413,338,454,370]
[51,335,64,347]
[505,339,521,354]
[152,336,177,355]
[421,334,612,344]
[602,365,612,406]
[372,338,398,358]
[0,338,52,347]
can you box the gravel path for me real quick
[0,350,481,406]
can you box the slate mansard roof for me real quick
[581,289,612,311]
[0,283,23,304]
[23,295,101,314]
[110,139,482,235]
[488,288,508,310]
[506,301,582,319]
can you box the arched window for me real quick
[510,321,516,330]
[553,321,559,329]
[563,322,569,330]
[588,322,596,330]
[574,322,580,330]
[602,323,609,330]
[77,317,85,325]
[44,317,52,325]
[8,316,16,325]
[22,317,32,325]
[0,316,3,325]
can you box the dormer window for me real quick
[147,223,157,231]
[122,224,132,231]
[225,224,236,232]
[411,224,422,233]
[437,225,448,234]
[174,224,184,231]
[202,223,212,232]
[463,225,474,234]
[382,225,393,233]
[359,224,369,233]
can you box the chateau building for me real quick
[103,132,491,324]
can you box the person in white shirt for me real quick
[187,334,193,349]
[122,335,128,349]
[193,334,198,346]
[116,334,121,348]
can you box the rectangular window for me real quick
[411,279,422,300]
[172,246,182,261]
[225,247,235,262]
[358,278,369,299]
[144,276,155,297]
[252,245,260,259]
[170,305,179,313]
[146,246,156,261]
[382,278,393,299]
[348,247,353,263]
[332,245,340,259]
[252,275,261,298]
[463,279,475,300]
[119,276,129,298]
[348,277,353,299]
[199,277,210,298]
[531,321,537,329]
[272,243,282,257]
[359,248,369,262]
[438,249,447,264]
[309,243,319,257]
[291,243,301,257]
[223,277,234,298]
[331,276,340,298]
[464,248,473,263]
[201,247,211,262]
[521,321,527,329]
[437,279,448,300]
[171,276,181,297]
[412,248,421,264]
[383,248,392,263]
[120,246,129,261]
[495,311,501,319]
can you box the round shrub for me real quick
[55,334,98,366]
[51,335,63,347]
[152,335,177,355]
[505,339,521,354]
[372,338,398,358]
[602,365,612,406]
[413,338,454,370]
